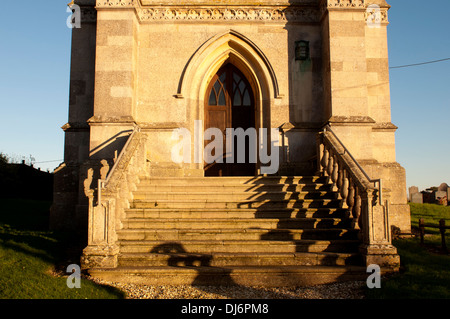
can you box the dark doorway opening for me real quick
[204,63,256,176]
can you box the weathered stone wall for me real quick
[50,0,97,232]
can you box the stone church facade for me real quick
[51,0,410,285]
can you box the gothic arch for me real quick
[176,30,281,154]
[176,30,280,101]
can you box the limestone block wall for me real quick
[93,9,138,120]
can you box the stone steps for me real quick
[132,190,339,201]
[137,176,327,185]
[131,198,343,209]
[118,251,362,267]
[120,217,351,230]
[118,239,360,254]
[135,184,333,193]
[117,228,359,241]
[88,175,365,286]
[124,207,349,219]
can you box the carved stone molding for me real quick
[96,0,387,24]
[326,0,365,8]
[365,6,389,24]
[320,0,389,24]
[96,0,135,8]
[136,6,320,23]
[96,0,321,23]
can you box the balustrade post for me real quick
[331,154,339,189]
[81,191,119,269]
[340,170,349,203]
[347,179,355,218]
[353,187,361,230]
[359,188,399,270]
[316,133,325,176]
[337,165,343,193]
[326,150,334,182]
[321,145,329,177]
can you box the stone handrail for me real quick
[323,125,383,204]
[316,125,400,269]
[82,125,148,269]
[100,125,142,196]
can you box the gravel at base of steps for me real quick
[86,276,367,299]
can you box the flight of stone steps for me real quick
[90,176,367,286]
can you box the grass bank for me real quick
[0,198,125,299]
[366,203,450,299]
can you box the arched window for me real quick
[206,64,253,109]
[232,72,251,107]
[208,72,227,106]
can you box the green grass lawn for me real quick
[409,202,450,233]
[366,203,450,299]
[0,198,125,299]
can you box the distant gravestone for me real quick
[438,183,449,192]
[422,191,435,203]
[410,192,423,204]
[435,190,448,206]
[435,190,447,199]
[409,186,419,201]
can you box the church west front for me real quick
[51,0,411,285]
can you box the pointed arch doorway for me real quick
[204,63,256,176]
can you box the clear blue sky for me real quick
[0,0,449,192]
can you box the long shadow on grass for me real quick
[0,199,64,263]
[365,238,450,299]
[0,199,78,264]
[0,199,126,299]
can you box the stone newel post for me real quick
[359,188,400,269]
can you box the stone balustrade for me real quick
[317,125,400,270]
[81,126,148,269]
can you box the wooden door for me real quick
[204,64,255,176]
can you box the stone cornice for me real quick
[327,117,397,131]
[328,116,376,126]
[325,0,365,8]
[319,0,389,24]
[140,0,318,5]
[96,0,322,23]
[372,122,398,131]
[136,6,320,23]
[96,0,136,7]
[95,0,388,24]
[87,116,137,126]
